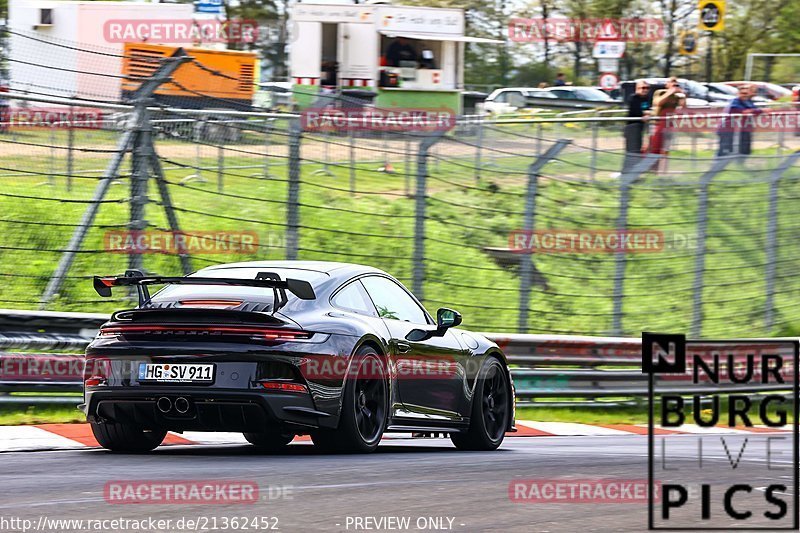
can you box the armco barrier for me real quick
[0,310,794,406]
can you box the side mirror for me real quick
[404,308,462,342]
[436,308,462,330]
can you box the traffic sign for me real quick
[597,58,619,73]
[196,0,224,15]
[592,41,626,59]
[698,0,725,31]
[679,30,698,55]
[599,73,619,90]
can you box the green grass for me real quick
[0,403,85,425]
[1,127,799,338]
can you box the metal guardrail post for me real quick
[412,131,446,300]
[611,154,661,336]
[764,152,800,332]
[518,140,571,333]
[690,157,734,337]
[285,118,302,261]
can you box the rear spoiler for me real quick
[93,270,315,308]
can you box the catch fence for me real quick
[1,31,800,339]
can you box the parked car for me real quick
[723,81,792,101]
[703,82,770,105]
[619,78,726,108]
[484,86,618,114]
[84,262,515,453]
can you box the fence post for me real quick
[474,115,484,182]
[610,154,661,336]
[39,50,190,308]
[128,111,150,275]
[690,157,734,337]
[349,128,356,195]
[66,104,74,192]
[412,131,446,300]
[216,130,224,193]
[764,152,800,332]
[517,140,571,333]
[590,121,599,180]
[285,119,302,260]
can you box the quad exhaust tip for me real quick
[156,397,172,413]
[174,397,190,414]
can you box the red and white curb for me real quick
[0,421,791,452]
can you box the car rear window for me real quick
[150,267,328,304]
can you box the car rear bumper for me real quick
[84,388,335,432]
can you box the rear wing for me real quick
[93,270,315,309]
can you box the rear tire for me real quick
[90,421,166,452]
[312,346,387,453]
[243,431,295,451]
[451,357,510,451]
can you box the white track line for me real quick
[517,421,634,436]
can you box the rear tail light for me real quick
[83,357,111,388]
[258,380,308,393]
[99,325,313,342]
[84,376,107,387]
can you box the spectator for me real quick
[554,73,566,86]
[538,82,548,89]
[620,80,651,173]
[718,84,763,157]
[647,77,685,171]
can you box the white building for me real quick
[8,0,195,101]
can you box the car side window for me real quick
[507,91,526,108]
[361,276,429,324]
[331,280,377,317]
[551,90,576,99]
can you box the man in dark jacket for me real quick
[718,84,763,156]
[621,80,651,173]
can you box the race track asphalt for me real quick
[0,434,795,532]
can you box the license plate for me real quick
[138,363,214,383]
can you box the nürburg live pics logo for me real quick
[643,332,799,530]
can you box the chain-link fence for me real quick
[2,31,800,338]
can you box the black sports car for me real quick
[82,261,515,453]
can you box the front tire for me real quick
[90,421,166,452]
[243,431,295,451]
[451,357,510,451]
[312,347,387,453]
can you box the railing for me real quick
[1,310,794,407]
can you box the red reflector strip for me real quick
[99,325,313,341]
[259,381,308,393]
[100,278,116,287]
[84,377,107,387]
[179,300,243,308]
